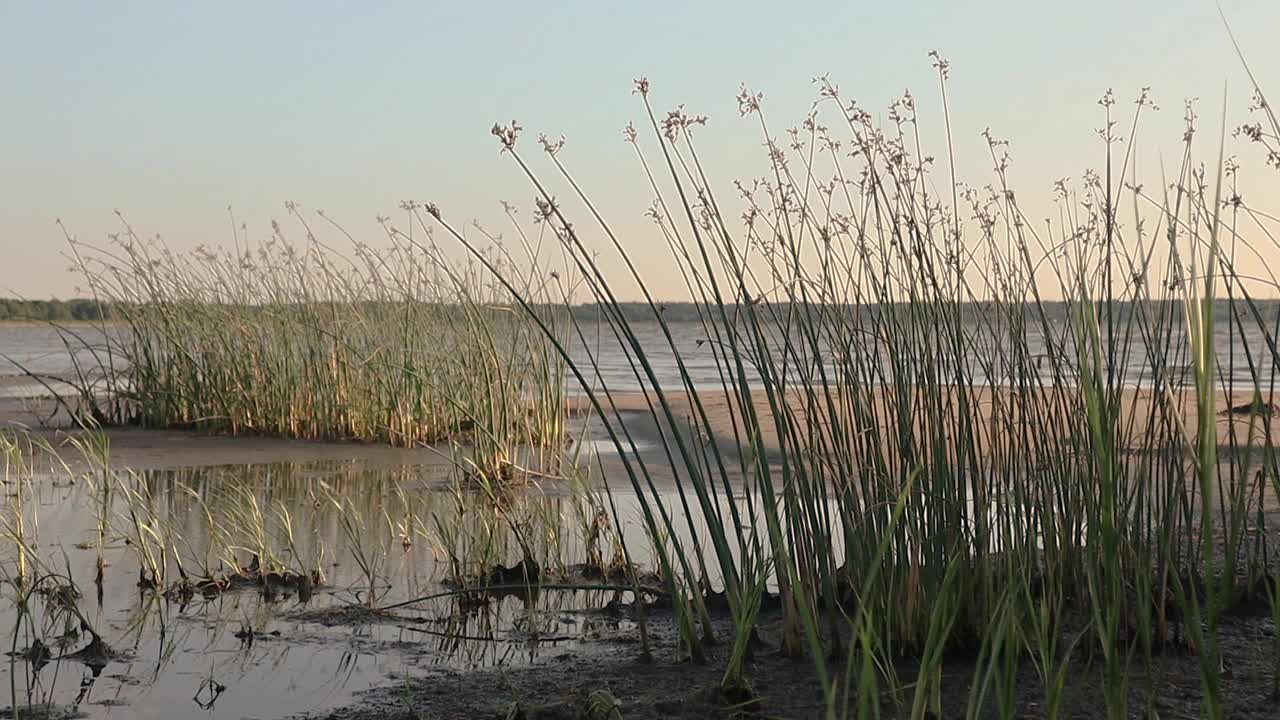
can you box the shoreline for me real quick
[0,320,117,327]
[2,385,1275,480]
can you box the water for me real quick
[0,454,646,719]
[567,301,1280,392]
[3,303,1279,404]
[0,324,115,400]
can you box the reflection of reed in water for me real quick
[0,435,654,718]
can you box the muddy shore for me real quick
[298,604,1280,720]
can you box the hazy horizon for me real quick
[4,0,1279,302]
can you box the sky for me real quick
[3,0,1279,301]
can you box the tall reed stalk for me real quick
[427,52,1280,716]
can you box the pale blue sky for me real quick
[3,1,1278,299]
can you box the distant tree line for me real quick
[0,298,115,322]
[4,297,1270,324]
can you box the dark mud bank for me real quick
[299,606,1280,720]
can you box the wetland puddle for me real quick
[0,447,654,720]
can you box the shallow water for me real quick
[3,306,1280,403]
[569,304,1280,392]
[0,451,648,720]
[0,325,116,400]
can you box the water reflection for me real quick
[0,454,640,720]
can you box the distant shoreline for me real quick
[0,320,116,327]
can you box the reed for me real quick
[1,431,117,720]
[426,49,1280,717]
[63,209,574,477]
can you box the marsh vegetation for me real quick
[6,41,1280,719]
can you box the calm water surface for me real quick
[5,305,1277,401]
[1,453,655,719]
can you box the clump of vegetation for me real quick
[61,209,576,476]
[424,42,1280,719]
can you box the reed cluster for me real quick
[424,50,1280,718]
[64,208,573,471]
